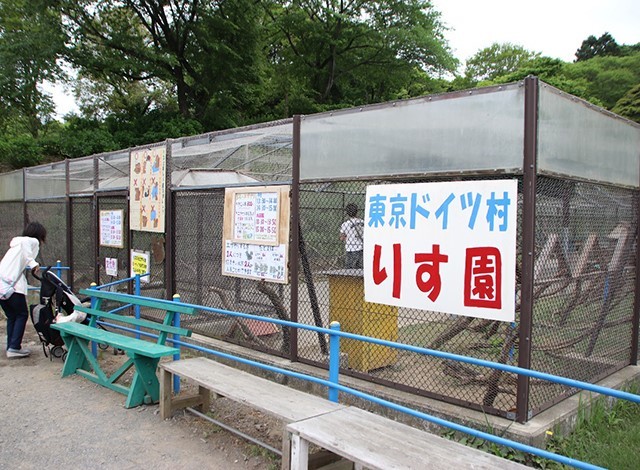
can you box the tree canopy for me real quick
[0,4,638,171]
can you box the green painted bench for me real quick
[51,289,196,408]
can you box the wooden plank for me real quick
[286,407,529,470]
[160,357,345,422]
[75,305,192,337]
[51,323,179,358]
[79,289,197,315]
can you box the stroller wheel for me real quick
[51,345,65,358]
[61,350,68,361]
[98,343,109,351]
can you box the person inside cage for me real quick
[339,203,365,269]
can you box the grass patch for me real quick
[441,385,640,469]
[543,387,640,469]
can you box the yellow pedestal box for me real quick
[325,269,398,372]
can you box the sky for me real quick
[431,0,640,64]
[49,0,640,117]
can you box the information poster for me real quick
[222,186,290,284]
[105,257,118,277]
[224,242,287,282]
[130,250,150,283]
[363,180,518,322]
[129,146,166,233]
[99,210,124,248]
[233,191,280,244]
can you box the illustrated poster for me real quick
[129,146,166,233]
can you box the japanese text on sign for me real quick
[364,180,517,322]
[223,241,286,282]
[99,210,124,248]
[130,250,150,284]
[234,192,280,244]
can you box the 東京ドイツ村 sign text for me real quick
[364,180,518,322]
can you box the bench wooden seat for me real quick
[159,357,345,422]
[286,406,529,470]
[51,290,196,408]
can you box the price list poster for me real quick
[222,186,290,283]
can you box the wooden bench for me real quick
[51,289,196,408]
[159,357,346,467]
[285,406,529,470]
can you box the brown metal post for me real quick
[630,167,640,364]
[65,159,74,288]
[289,115,301,362]
[516,76,539,423]
[165,140,176,298]
[22,169,27,224]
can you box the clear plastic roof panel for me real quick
[97,151,130,190]
[538,84,640,188]
[25,162,67,199]
[300,83,526,181]
[68,155,95,194]
[0,170,24,200]
[171,122,293,183]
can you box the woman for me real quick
[0,222,46,359]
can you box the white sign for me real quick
[233,191,280,244]
[364,180,518,322]
[130,250,150,284]
[99,210,124,248]
[223,241,287,282]
[105,257,118,277]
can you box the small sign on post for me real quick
[130,250,151,284]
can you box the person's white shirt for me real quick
[340,217,365,252]
[0,236,40,295]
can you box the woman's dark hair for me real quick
[345,203,358,217]
[23,221,47,243]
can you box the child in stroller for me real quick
[29,268,88,359]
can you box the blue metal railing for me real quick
[83,289,640,470]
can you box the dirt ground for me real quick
[0,319,282,470]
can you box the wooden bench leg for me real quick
[125,355,161,408]
[281,428,292,470]
[160,368,173,419]
[59,336,91,377]
[289,433,309,470]
[198,385,211,413]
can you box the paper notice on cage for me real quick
[130,250,150,283]
[105,257,118,277]
[223,241,286,283]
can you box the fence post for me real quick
[134,274,141,339]
[55,260,62,280]
[328,321,341,402]
[172,293,181,394]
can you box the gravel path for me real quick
[0,322,276,470]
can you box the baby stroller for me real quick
[29,268,87,360]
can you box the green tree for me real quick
[612,83,640,123]
[262,0,457,110]
[0,0,65,137]
[575,32,621,62]
[464,43,540,82]
[563,53,640,109]
[60,0,266,129]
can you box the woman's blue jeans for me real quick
[1,293,29,350]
